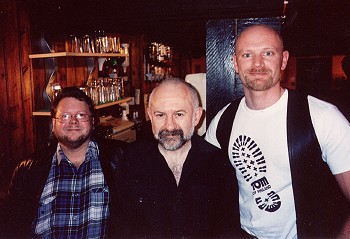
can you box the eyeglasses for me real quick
[55,113,92,123]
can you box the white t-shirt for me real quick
[205,89,350,238]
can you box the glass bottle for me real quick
[90,78,99,105]
[51,82,61,101]
[98,77,107,104]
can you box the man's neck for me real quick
[244,86,285,110]
[59,140,90,168]
[159,140,191,159]
[159,141,192,185]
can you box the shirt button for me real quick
[72,215,78,220]
[139,197,143,203]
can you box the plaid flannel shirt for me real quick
[33,141,110,239]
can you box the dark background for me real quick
[28,0,350,57]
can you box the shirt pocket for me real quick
[35,196,56,234]
[89,186,110,220]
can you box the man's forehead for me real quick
[57,98,89,109]
[237,25,282,45]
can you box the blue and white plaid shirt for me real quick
[33,141,110,239]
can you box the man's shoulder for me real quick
[124,137,158,158]
[20,143,56,169]
[96,138,126,156]
[288,90,334,108]
[307,94,337,110]
[14,158,36,173]
[192,134,222,154]
[9,145,54,192]
[304,93,344,122]
[94,139,126,172]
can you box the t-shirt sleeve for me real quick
[204,104,230,149]
[309,96,350,174]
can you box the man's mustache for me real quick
[159,129,183,137]
[248,68,271,74]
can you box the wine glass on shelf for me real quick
[97,57,107,77]
[121,43,130,73]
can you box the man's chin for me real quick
[246,80,273,91]
[159,139,181,151]
[161,144,181,151]
[58,135,90,149]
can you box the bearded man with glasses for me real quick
[0,87,124,238]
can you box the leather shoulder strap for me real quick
[287,90,348,238]
[216,99,241,150]
[287,90,320,167]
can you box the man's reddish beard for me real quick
[56,133,91,149]
[55,127,92,149]
[242,67,275,91]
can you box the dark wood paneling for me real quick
[6,1,24,163]
[130,34,145,91]
[19,0,35,158]
[0,0,34,186]
[0,1,11,186]
[205,19,242,126]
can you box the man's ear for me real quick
[281,50,289,70]
[147,107,152,123]
[233,54,239,73]
[194,107,203,126]
[52,118,56,129]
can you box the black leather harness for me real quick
[215,90,348,238]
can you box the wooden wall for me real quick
[0,0,194,188]
[0,0,34,186]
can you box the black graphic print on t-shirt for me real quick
[231,135,281,212]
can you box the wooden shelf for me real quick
[32,109,51,116]
[94,97,132,109]
[29,52,128,59]
[33,97,132,116]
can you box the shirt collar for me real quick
[54,140,100,165]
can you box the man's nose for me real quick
[165,116,175,130]
[253,55,264,67]
[69,115,79,124]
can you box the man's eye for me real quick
[264,51,274,56]
[242,53,252,58]
[155,113,164,118]
[61,114,70,120]
[175,112,184,117]
[76,113,86,119]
